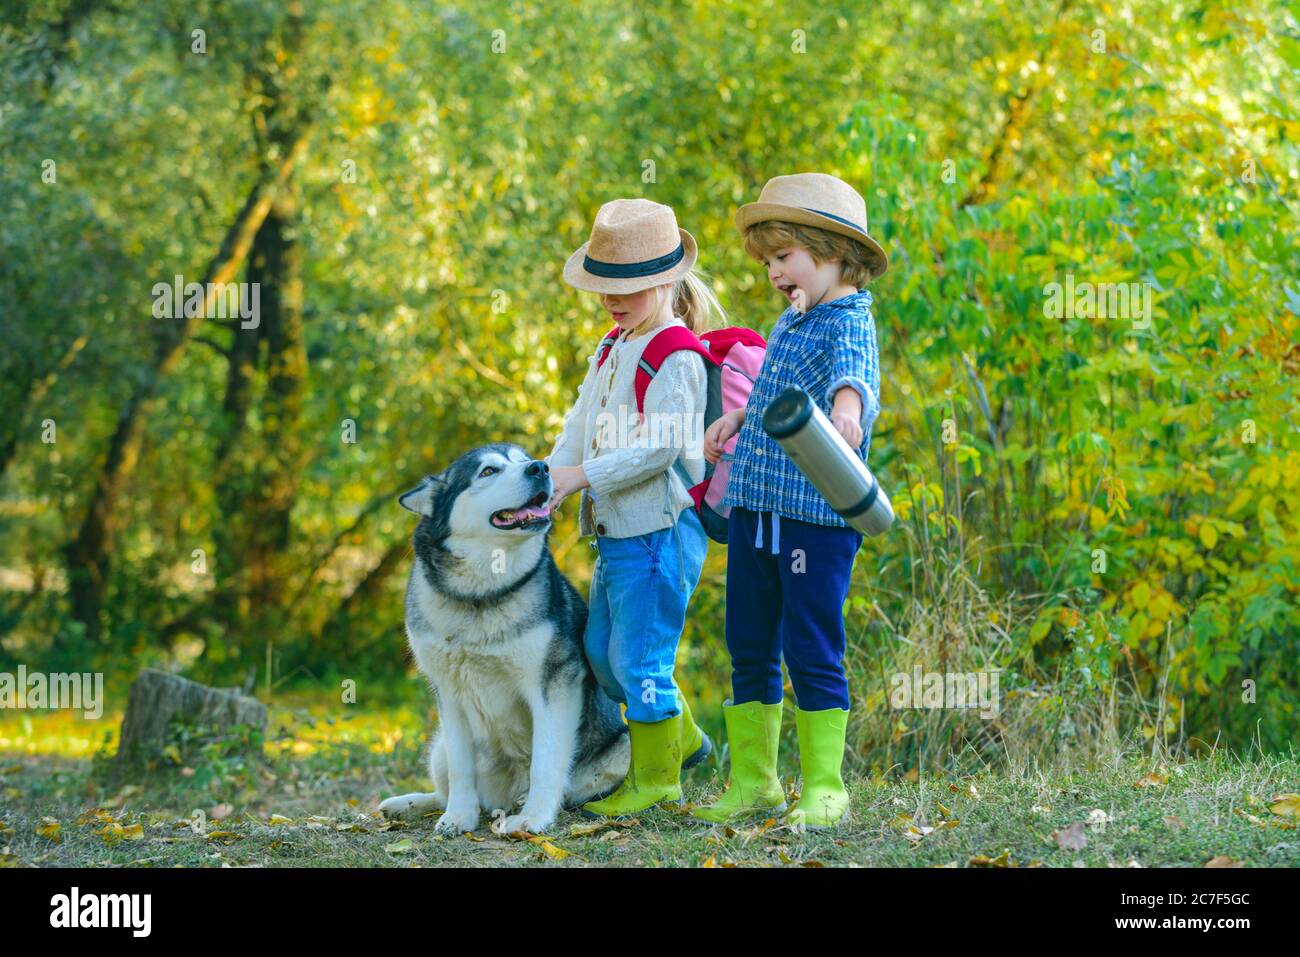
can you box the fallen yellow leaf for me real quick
[526,836,573,860]
[36,818,61,844]
[1267,793,1300,818]
[1133,771,1169,788]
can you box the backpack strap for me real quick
[594,325,621,368]
[634,325,715,414]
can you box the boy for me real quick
[694,172,886,828]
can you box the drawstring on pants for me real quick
[753,510,781,556]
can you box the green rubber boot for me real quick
[678,693,713,771]
[581,714,683,818]
[689,700,787,823]
[786,706,850,829]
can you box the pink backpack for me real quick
[595,324,767,544]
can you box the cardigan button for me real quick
[596,523,607,535]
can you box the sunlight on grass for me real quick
[0,709,119,758]
[0,690,432,760]
[264,696,430,758]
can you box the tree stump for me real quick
[113,668,268,772]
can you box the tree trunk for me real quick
[249,190,307,613]
[209,3,312,655]
[113,668,267,773]
[309,541,408,670]
[0,332,88,480]
[61,133,309,642]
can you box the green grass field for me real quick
[2,699,1296,868]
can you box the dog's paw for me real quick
[491,808,555,837]
[379,792,442,821]
[433,805,480,835]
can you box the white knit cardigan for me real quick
[547,317,707,539]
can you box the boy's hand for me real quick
[547,465,588,511]
[830,387,864,448]
[704,409,745,464]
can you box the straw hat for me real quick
[564,198,698,294]
[735,172,888,279]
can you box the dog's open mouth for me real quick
[490,490,552,530]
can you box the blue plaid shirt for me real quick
[721,290,881,527]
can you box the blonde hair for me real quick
[652,269,725,334]
[742,220,882,288]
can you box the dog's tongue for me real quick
[516,503,551,521]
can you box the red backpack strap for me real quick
[594,326,620,368]
[633,326,715,414]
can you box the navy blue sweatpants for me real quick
[724,506,863,711]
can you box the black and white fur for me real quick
[379,443,629,835]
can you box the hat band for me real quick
[583,242,684,278]
[802,207,868,236]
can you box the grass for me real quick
[1,697,1297,868]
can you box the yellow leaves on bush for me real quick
[1026,610,1053,646]
[1058,607,1082,630]
[1102,473,1130,520]
[1226,487,1253,517]
[1089,505,1108,531]
[1122,581,1185,640]
[954,444,981,476]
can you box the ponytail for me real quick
[671,269,726,334]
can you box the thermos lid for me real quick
[762,387,814,439]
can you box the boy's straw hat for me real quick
[736,172,888,279]
[564,198,698,294]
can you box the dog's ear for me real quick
[398,473,445,517]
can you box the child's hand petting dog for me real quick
[547,464,588,511]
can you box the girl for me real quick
[547,198,724,817]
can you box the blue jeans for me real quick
[584,506,709,723]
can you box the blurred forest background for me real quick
[1,0,1297,772]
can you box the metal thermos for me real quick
[761,387,894,537]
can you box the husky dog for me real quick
[379,443,629,835]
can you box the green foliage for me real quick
[1,0,1296,761]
